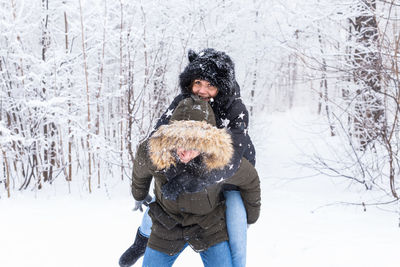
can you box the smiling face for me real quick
[191,79,218,101]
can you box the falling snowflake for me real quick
[238,112,245,120]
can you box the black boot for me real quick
[119,228,149,267]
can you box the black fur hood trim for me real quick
[179,48,237,97]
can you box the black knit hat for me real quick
[179,48,236,96]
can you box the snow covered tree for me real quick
[288,0,400,204]
[350,0,385,150]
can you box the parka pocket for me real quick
[197,205,226,230]
[178,189,213,215]
[148,202,178,230]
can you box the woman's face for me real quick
[192,79,218,101]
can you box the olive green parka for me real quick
[131,97,261,255]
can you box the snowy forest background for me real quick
[1,0,400,213]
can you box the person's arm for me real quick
[131,140,153,201]
[226,99,256,166]
[224,158,261,224]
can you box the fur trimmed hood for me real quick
[148,120,233,171]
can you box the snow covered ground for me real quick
[1,109,399,267]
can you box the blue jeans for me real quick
[139,191,247,267]
[223,190,247,267]
[142,241,233,267]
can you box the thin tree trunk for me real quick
[119,1,124,181]
[2,148,11,198]
[95,0,107,187]
[140,4,148,136]
[126,34,135,163]
[352,0,384,149]
[64,10,72,185]
[318,28,335,136]
[7,0,30,189]
[79,0,92,193]
[251,58,257,116]
[250,4,259,116]
[41,0,53,184]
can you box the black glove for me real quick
[133,194,153,212]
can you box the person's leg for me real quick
[200,241,233,267]
[142,244,185,267]
[139,206,153,237]
[223,190,247,267]
[119,206,153,267]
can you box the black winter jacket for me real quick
[154,84,256,170]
